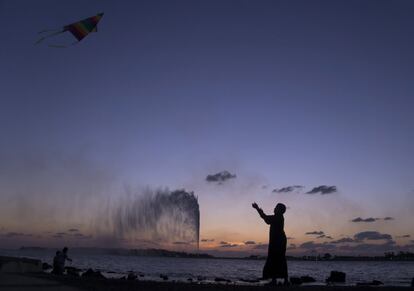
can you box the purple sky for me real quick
[0,0,413,255]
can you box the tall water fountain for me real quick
[111,189,200,250]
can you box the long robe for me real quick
[258,209,288,279]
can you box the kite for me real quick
[36,13,104,47]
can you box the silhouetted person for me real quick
[52,247,72,275]
[52,251,62,275]
[61,247,72,267]
[252,202,288,285]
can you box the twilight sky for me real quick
[0,0,413,255]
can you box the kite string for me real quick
[37,28,62,34]
[35,29,65,44]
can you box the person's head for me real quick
[274,203,286,215]
[62,247,68,253]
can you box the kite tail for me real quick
[35,29,65,45]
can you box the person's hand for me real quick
[252,202,259,209]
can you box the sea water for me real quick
[1,248,413,286]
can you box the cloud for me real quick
[201,238,215,242]
[300,241,336,250]
[339,241,396,253]
[306,185,337,195]
[294,237,410,255]
[396,235,410,238]
[173,241,190,245]
[73,233,92,239]
[206,171,236,183]
[287,237,294,240]
[56,232,67,236]
[351,217,379,223]
[351,217,394,222]
[300,241,318,249]
[244,241,256,245]
[317,234,333,239]
[4,232,26,238]
[272,185,303,193]
[305,231,324,236]
[331,237,355,244]
[68,228,79,232]
[220,244,238,248]
[253,244,268,250]
[218,241,239,248]
[354,231,392,241]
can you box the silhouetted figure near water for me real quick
[52,247,72,275]
[252,202,288,285]
[52,251,62,275]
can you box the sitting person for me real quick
[52,247,72,275]
[52,251,62,275]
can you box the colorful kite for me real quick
[36,13,104,47]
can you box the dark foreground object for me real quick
[0,273,81,291]
[327,271,346,283]
[290,276,317,285]
[21,273,413,291]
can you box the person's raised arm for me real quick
[252,202,271,224]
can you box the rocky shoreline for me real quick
[42,265,414,289]
[1,256,413,290]
[18,273,414,291]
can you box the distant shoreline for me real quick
[16,247,414,261]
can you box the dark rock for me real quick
[65,267,80,277]
[187,278,193,282]
[214,277,231,283]
[238,278,260,283]
[356,282,368,286]
[290,277,302,285]
[357,280,383,286]
[160,274,168,280]
[81,268,106,279]
[372,280,383,286]
[326,271,346,283]
[42,262,52,270]
[127,272,137,280]
[197,275,206,281]
[300,275,316,283]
